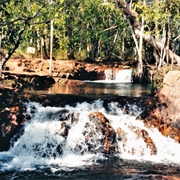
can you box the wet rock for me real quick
[46,109,71,121]
[116,127,126,141]
[56,122,69,138]
[0,89,29,151]
[159,124,180,143]
[135,129,157,155]
[86,112,118,154]
[143,118,180,143]
[70,112,80,125]
[0,103,27,151]
[116,127,128,154]
[56,78,86,85]
[57,109,70,121]
[137,71,180,142]
[117,127,157,155]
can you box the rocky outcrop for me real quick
[3,59,135,90]
[0,92,27,151]
[158,71,180,129]
[138,71,180,143]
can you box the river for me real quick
[0,82,180,179]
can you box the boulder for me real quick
[158,71,180,129]
[137,71,180,143]
[84,112,118,154]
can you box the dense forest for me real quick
[0,0,180,77]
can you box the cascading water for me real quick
[115,69,133,83]
[85,69,133,83]
[104,69,133,83]
[0,100,180,179]
[104,69,114,81]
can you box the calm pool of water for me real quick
[23,82,152,97]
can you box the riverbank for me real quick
[1,58,180,93]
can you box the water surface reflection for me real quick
[23,82,151,97]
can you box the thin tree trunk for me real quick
[158,25,166,69]
[126,19,139,55]
[154,0,160,67]
[125,10,144,78]
[153,48,159,67]
[166,15,171,65]
[138,13,144,78]
[108,30,118,60]
[49,19,53,76]
[41,37,44,60]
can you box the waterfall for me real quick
[104,69,133,83]
[115,69,133,83]
[0,100,180,172]
[104,69,114,80]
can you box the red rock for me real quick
[87,112,117,154]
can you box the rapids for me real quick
[0,100,180,179]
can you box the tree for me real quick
[0,1,47,76]
[115,0,180,67]
[62,0,126,61]
[0,0,64,77]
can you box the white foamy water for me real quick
[85,69,133,83]
[115,69,133,83]
[0,100,180,172]
[104,69,133,83]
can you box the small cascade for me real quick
[115,69,133,83]
[0,100,180,172]
[104,69,114,80]
[104,69,133,83]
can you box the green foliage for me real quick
[0,0,180,64]
[134,0,180,37]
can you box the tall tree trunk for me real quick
[49,19,54,76]
[137,7,144,78]
[158,24,166,69]
[115,0,180,64]
[166,15,171,66]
